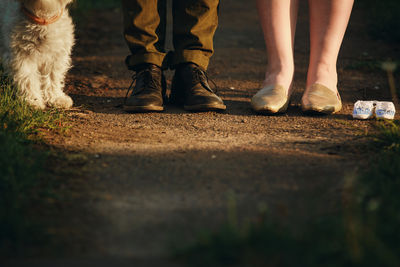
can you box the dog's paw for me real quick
[26,98,46,110]
[51,95,73,109]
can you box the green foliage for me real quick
[176,121,400,267]
[0,132,49,257]
[176,222,298,267]
[0,69,66,257]
[344,152,400,267]
[361,0,400,42]
[0,74,66,136]
[372,120,400,152]
[352,121,400,265]
[176,212,353,266]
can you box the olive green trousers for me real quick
[122,0,219,70]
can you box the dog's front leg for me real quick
[12,60,46,109]
[43,58,73,109]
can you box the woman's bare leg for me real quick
[256,0,299,92]
[307,0,354,92]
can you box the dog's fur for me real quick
[0,0,75,109]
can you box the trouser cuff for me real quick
[172,50,211,70]
[125,52,166,70]
[126,50,212,71]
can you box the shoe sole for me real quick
[253,99,290,114]
[376,115,395,120]
[184,103,226,112]
[123,105,164,113]
[353,114,374,120]
[301,105,341,115]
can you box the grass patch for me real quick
[372,120,400,152]
[0,68,67,257]
[176,121,400,267]
[0,75,66,136]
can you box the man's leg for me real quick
[171,0,218,70]
[122,0,167,69]
[122,0,167,112]
[170,0,225,111]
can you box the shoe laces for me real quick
[190,66,219,94]
[124,67,160,104]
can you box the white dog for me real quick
[0,0,75,109]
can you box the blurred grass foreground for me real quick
[176,121,400,266]
[0,67,67,257]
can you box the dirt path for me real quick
[23,0,398,264]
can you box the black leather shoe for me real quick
[170,63,226,112]
[123,64,166,112]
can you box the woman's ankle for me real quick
[263,65,294,92]
[307,64,338,92]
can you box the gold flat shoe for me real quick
[301,83,342,114]
[251,84,291,114]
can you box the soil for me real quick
[8,0,400,266]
